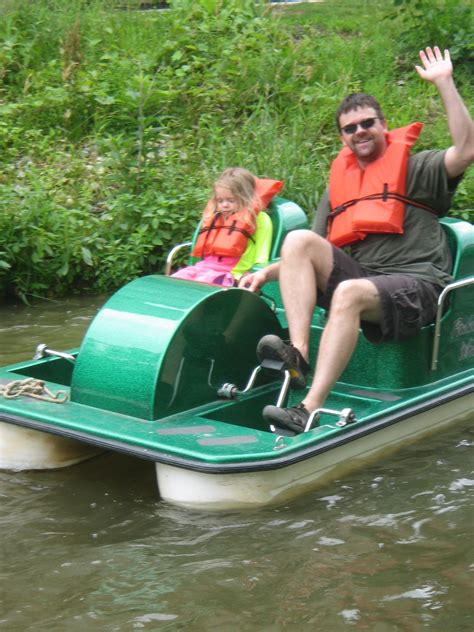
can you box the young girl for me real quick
[172,167,282,287]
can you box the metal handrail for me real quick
[304,407,355,432]
[164,241,192,276]
[430,276,474,370]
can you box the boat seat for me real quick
[267,196,309,260]
[338,217,474,389]
[165,196,308,275]
[440,217,474,282]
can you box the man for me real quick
[239,46,474,435]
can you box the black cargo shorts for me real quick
[316,245,443,343]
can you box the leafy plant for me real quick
[388,0,473,74]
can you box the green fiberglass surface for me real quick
[0,357,471,467]
[71,276,284,420]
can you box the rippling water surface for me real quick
[0,297,473,631]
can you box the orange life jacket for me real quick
[192,178,283,259]
[192,206,257,259]
[327,122,434,247]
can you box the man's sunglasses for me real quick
[340,117,379,135]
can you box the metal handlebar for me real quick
[33,343,76,364]
[431,277,474,371]
[165,241,192,276]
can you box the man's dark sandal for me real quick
[263,403,310,436]
[257,335,310,389]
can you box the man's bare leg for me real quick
[302,278,381,412]
[278,230,334,361]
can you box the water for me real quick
[1,297,473,631]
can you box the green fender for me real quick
[71,276,283,420]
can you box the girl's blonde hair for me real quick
[213,167,257,228]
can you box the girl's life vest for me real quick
[192,207,256,259]
[327,122,435,247]
[192,178,283,259]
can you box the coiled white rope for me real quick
[0,378,68,403]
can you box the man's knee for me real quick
[331,279,381,316]
[281,230,329,260]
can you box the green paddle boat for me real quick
[0,199,472,509]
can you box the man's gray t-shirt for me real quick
[312,150,458,287]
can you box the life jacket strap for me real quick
[328,191,437,221]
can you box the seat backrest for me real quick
[267,196,309,260]
[439,217,474,281]
[339,217,474,388]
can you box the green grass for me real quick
[0,0,472,301]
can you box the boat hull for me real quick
[155,392,473,510]
[0,422,103,470]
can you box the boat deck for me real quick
[1,361,472,472]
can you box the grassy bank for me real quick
[0,0,472,301]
